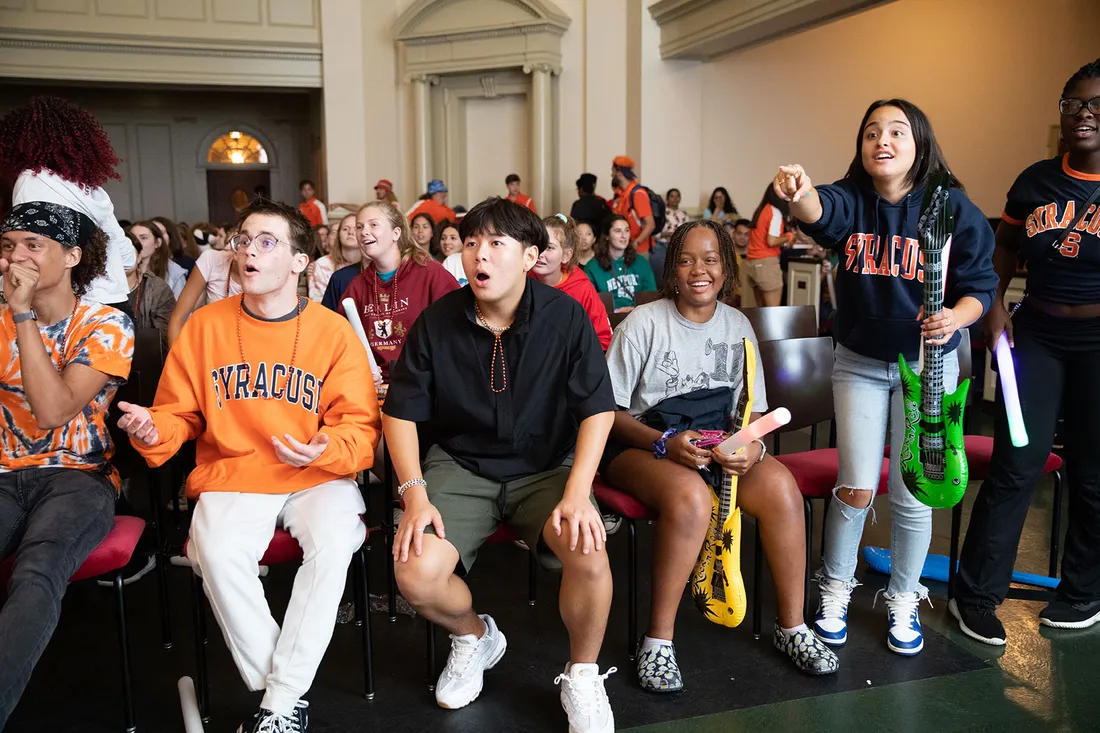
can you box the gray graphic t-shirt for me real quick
[605,298,768,419]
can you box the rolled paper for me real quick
[342,297,383,384]
[715,407,792,455]
[995,332,1029,448]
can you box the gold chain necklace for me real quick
[237,296,302,399]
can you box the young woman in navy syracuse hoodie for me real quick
[774,99,997,657]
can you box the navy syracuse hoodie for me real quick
[800,177,998,363]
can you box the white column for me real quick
[409,74,438,196]
[526,63,555,215]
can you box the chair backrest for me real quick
[635,290,661,307]
[756,336,834,432]
[741,305,817,343]
[609,311,629,330]
[108,328,166,480]
[598,291,614,317]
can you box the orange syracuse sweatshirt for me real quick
[134,296,380,497]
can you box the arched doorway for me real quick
[203,128,273,224]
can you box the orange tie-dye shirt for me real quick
[0,302,134,489]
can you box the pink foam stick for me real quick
[715,408,792,454]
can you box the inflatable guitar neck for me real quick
[691,338,754,628]
[898,171,969,508]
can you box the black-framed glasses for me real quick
[1059,97,1100,116]
[228,233,295,254]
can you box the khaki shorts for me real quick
[421,445,596,573]
[747,256,783,293]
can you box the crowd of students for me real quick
[1,56,1099,733]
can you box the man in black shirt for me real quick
[569,173,611,235]
[383,197,617,733]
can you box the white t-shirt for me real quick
[308,255,337,301]
[195,249,241,303]
[12,169,134,305]
[442,252,467,286]
[605,298,768,419]
[166,259,188,299]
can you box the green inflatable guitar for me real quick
[898,172,969,509]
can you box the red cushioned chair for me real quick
[944,332,1064,599]
[0,515,146,732]
[187,523,374,723]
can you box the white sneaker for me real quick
[879,589,928,656]
[555,663,616,733]
[435,614,507,710]
[813,577,857,646]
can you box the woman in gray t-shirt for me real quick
[601,220,839,690]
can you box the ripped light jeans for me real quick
[822,343,960,597]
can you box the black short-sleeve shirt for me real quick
[1003,154,1100,305]
[383,279,617,482]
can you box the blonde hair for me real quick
[358,200,429,266]
[543,213,579,273]
[330,213,357,269]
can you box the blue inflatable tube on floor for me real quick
[862,546,1060,589]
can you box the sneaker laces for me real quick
[255,711,300,733]
[817,578,857,619]
[444,633,482,678]
[875,589,932,620]
[554,667,617,719]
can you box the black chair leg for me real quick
[627,518,637,660]
[752,523,763,640]
[1050,470,1064,578]
[803,498,812,621]
[426,621,437,690]
[948,503,962,599]
[114,572,137,733]
[351,559,365,627]
[386,506,398,622]
[146,467,173,650]
[191,573,211,722]
[355,548,375,700]
[528,549,538,606]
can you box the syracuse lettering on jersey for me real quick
[1024,202,1100,238]
[843,233,924,281]
[211,362,323,413]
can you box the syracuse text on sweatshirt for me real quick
[134,296,381,497]
[800,178,997,362]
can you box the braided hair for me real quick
[660,219,740,302]
[1062,58,1100,97]
[0,96,120,188]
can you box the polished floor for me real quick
[6,402,1095,733]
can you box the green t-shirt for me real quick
[583,255,656,310]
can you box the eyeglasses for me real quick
[228,233,296,254]
[1059,97,1100,116]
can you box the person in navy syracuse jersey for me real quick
[774,99,997,658]
[953,59,1100,645]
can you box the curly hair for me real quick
[0,97,120,188]
[70,228,109,296]
[1062,57,1100,97]
[660,220,739,302]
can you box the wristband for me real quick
[754,438,767,463]
[653,428,678,459]
[397,477,426,498]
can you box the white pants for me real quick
[186,479,366,716]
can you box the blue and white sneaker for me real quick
[880,590,927,656]
[813,576,857,646]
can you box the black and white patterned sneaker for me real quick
[773,624,840,676]
[635,638,683,692]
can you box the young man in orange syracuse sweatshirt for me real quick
[117,198,380,733]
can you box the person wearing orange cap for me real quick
[329,178,401,214]
[610,156,656,256]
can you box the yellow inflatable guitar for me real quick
[690,338,755,628]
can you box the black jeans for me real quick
[0,467,116,727]
[957,303,1100,609]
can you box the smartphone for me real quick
[690,430,727,449]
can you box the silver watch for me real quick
[754,438,767,463]
[12,309,37,324]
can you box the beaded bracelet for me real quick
[397,477,427,498]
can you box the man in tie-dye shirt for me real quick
[0,201,133,728]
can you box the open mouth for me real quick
[1073,124,1097,136]
[873,152,894,161]
[474,271,490,286]
[243,263,260,275]
[688,280,712,291]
